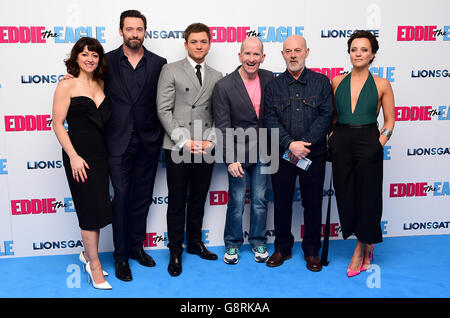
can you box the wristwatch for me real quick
[380,128,393,139]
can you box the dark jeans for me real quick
[271,153,326,256]
[109,132,159,262]
[165,150,214,253]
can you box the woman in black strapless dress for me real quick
[52,37,112,290]
[61,96,112,229]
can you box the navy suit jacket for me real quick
[105,46,167,157]
[213,67,274,167]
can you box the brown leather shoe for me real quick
[266,251,292,267]
[305,255,322,272]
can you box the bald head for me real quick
[283,35,307,51]
[281,35,309,78]
[238,36,266,81]
[241,36,264,54]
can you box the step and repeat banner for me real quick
[0,0,449,258]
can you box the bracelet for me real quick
[380,128,393,140]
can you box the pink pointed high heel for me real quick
[346,267,361,277]
[360,244,374,272]
[346,256,363,277]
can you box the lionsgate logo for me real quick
[33,239,83,250]
[407,147,450,156]
[170,122,280,174]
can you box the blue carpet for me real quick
[0,235,449,298]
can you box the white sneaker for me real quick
[224,248,239,264]
[252,245,269,263]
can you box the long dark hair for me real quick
[64,37,107,80]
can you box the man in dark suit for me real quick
[105,10,167,281]
[212,37,273,265]
[157,23,222,277]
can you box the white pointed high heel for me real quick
[79,251,108,276]
[86,262,112,290]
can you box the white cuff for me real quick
[178,139,188,149]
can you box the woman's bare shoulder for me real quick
[372,75,392,93]
[331,73,348,90]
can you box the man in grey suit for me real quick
[212,37,273,265]
[157,23,222,277]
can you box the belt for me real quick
[335,122,378,129]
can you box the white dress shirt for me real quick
[187,55,205,84]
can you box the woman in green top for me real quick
[329,30,395,278]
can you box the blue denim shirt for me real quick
[264,68,334,158]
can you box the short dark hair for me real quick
[347,30,379,64]
[184,22,211,43]
[64,37,107,80]
[120,10,147,31]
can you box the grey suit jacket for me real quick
[157,57,223,150]
[213,67,274,167]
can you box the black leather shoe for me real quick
[168,252,182,277]
[130,247,156,267]
[115,261,132,281]
[187,241,218,260]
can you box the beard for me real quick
[286,60,305,74]
[124,37,144,50]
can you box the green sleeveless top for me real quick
[335,72,379,124]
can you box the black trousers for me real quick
[109,132,160,262]
[329,124,383,244]
[271,153,326,256]
[165,150,214,253]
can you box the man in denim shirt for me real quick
[264,35,333,272]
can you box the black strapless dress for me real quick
[62,96,112,230]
